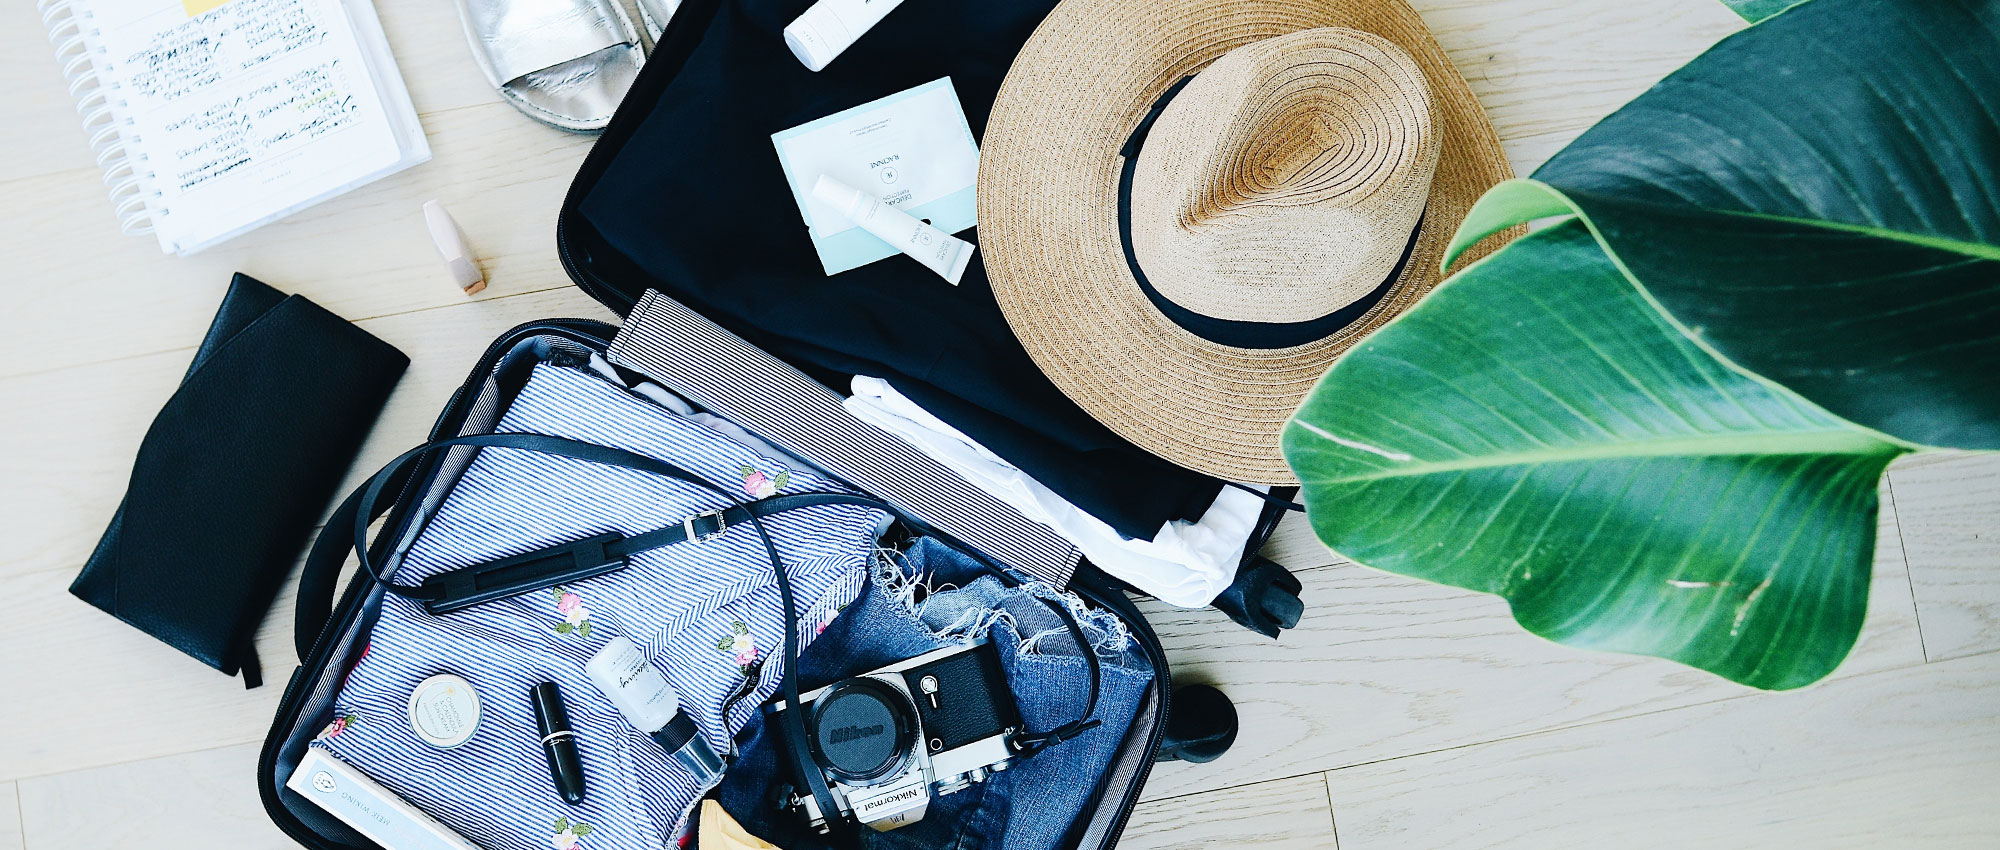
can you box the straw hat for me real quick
[978,0,1515,483]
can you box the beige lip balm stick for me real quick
[424,200,486,295]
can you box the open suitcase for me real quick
[258,0,1294,846]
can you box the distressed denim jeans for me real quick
[718,538,1156,850]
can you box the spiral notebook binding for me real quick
[41,0,160,236]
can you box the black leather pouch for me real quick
[71,274,408,687]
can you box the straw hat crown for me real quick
[1130,29,1440,324]
[977,0,1516,482]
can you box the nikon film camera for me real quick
[768,638,1024,832]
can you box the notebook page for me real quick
[84,0,405,253]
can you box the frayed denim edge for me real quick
[872,545,1135,659]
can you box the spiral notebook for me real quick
[41,0,429,255]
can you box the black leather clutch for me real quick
[71,274,408,687]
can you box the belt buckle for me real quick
[684,508,728,544]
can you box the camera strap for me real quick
[310,431,1105,844]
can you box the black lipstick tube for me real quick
[532,682,587,805]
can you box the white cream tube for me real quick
[784,0,908,72]
[813,175,974,284]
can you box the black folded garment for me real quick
[577,0,1226,540]
[71,274,408,687]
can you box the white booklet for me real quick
[772,78,980,276]
[43,0,429,255]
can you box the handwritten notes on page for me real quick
[81,0,426,253]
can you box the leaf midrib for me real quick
[1726,208,2000,262]
[1561,186,2000,262]
[1288,420,1898,484]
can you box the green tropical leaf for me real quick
[1284,221,1912,690]
[1719,0,1807,22]
[555,622,573,635]
[578,621,592,640]
[550,587,566,602]
[718,637,734,651]
[774,471,790,490]
[554,817,570,833]
[572,824,593,837]
[1451,0,2000,450]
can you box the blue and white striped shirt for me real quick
[315,362,884,850]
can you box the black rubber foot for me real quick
[1155,684,1238,764]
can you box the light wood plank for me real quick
[1322,650,2000,850]
[1139,480,1924,802]
[1122,775,1338,850]
[1890,452,2000,662]
[0,286,613,585]
[16,744,291,850]
[0,103,598,383]
[0,0,90,185]
[1416,0,1744,152]
[0,782,21,850]
[0,565,296,785]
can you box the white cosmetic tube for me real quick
[584,637,679,733]
[784,0,909,72]
[584,636,724,784]
[813,175,974,284]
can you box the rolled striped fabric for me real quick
[607,289,1083,588]
[315,362,881,850]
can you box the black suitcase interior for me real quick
[259,317,1187,850]
[258,0,1291,846]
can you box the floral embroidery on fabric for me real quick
[738,463,789,499]
[316,713,360,740]
[815,603,846,637]
[550,586,595,639]
[717,620,759,673]
[550,817,594,850]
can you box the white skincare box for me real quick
[287,748,481,850]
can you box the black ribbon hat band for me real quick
[1115,75,1426,351]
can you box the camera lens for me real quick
[809,678,917,784]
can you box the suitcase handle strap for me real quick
[295,432,1102,833]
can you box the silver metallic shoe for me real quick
[453,0,646,132]
[635,0,679,44]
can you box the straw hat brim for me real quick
[977,0,1516,484]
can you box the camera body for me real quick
[768,638,1023,832]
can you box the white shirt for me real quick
[845,376,1261,607]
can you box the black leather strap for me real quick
[1007,595,1104,757]
[610,492,892,560]
[407,491,894,615]
[294,431,1106,841]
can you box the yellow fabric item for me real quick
[699,799,783,850]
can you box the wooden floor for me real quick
[4,0,1997,847]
